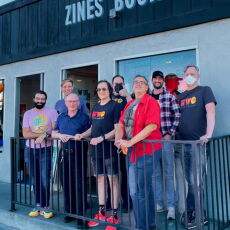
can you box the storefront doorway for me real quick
[64,64,98,112]
[15,73,44,181]
[15,74,44,137]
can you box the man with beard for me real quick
[151,71,180,220]
[23,90,58,218]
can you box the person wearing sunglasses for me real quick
[115,75,162,230]
[75,80,120,230]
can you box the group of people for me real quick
[22,65,216,230]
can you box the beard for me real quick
[34,102,46,109]
[153,83,163,89]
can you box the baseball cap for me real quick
[152,71,164,79]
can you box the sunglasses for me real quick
[96,87,108,92]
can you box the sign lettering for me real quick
[65,0,161,26]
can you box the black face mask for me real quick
[114,83,123,93]
[34,102,46,109]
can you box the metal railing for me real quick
[10,136,230,230]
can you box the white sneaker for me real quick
[167,207,175,220]
[156,204,164,212]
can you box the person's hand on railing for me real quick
[58,134,73,143]
[116,139,132,148]
[75,134,83,140]
[200,134,211,145]
[114,139,121,148]
[35,133,46,144]
[90,136,104,145]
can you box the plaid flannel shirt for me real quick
[152,89,180,136]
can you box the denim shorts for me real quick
[91,157,118,176]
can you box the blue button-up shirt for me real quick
[54,111,90,148]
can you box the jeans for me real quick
[154,139,175,208]
[174,143,186,214]
[183,144,205,212]
[27,146,52,208]
[128,149,156,230]
[63,145,87,215]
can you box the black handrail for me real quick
[10,136,230,230]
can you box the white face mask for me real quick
[184,75,197,86]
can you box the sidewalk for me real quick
[1,181,230,230]
[0,181,84,230]
[0,181,131,230]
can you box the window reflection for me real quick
[118,50,196,93]
[0,0,16,7]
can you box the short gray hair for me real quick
[134,74,149,85]
[184,65,199,73]
[65,93,79,101]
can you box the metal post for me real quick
[10,137,16,211]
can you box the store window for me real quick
[0,80,4,150]
[117,49,196,92]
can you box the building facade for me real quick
[0,0,230,182]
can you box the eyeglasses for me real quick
[133,81,147,86]
[96,88,108,92]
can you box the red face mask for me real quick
[165,75,182,92]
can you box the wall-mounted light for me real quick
[109,9,117,19]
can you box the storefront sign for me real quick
[65,0,161,26]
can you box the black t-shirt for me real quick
[151,93,160,101]
[178,86,216,140]
[112,95,127,112]
[91,100,120,158]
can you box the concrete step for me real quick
[0,208,79,230]
[0,223,19,230]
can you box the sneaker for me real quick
[156,204,164,212]
[203,217,208,225]
[40,207,53,219]
[180,211,196,229]
[105,216,119,230]
[28,208,40,217]
[167,207,175,220]
[43,211,53,219]
[88,211,108,227]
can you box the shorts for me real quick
[91,156,118,176]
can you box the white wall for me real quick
[0,18,230,182]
